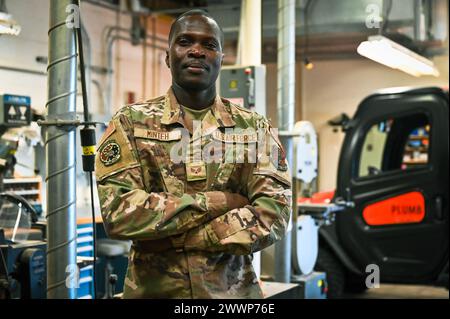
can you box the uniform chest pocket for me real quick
[134,128,186,196]
[207,130,258,192]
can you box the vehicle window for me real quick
[358,113,430,178]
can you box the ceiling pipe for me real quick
[82,0,239,16]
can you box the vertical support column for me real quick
[238,0,262,66]
[275,0,296,283]
[142,16,148,100]
[238,0,263,278]
[46,0,78,299]
[414,0,426,41]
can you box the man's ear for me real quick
[221,53,225,66]
[165,50,170,68]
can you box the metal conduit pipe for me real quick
[91,79,106,116]
[82,0,150,16]
[82,0,239,16]
[82,0,122,12]
[103,25,166,46]
[46,0,78,298]
[102,23,166,111]
[152,16,158,97]
[274,0,296,283]
[0,65,47,76]
[142,16,148,99]
[105,35,166,117]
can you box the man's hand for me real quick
[224,192,250,211]
[149,192,249,252]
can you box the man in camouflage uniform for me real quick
[95,9,292,299]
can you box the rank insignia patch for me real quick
[99,140,121,166]
[186,161,207,181]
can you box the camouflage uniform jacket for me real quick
[95,88,292,299]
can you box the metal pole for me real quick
[414,0,426,41]
[274,0,296,283]
[46,0,78,298]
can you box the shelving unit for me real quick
[2,176,42,205]
[402,127,430,167]
[76,222,95,299]
[2,176,43,215]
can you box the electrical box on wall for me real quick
[219,65,266,116]
[0,94,31,126]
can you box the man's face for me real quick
[166,15,224,91]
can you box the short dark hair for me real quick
[168,9,224,49]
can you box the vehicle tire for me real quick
[315,247,345,299]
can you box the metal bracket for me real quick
[37,119,106,128]
[278,131,301,137]
[298,203,346,227]
[334,187,355,208]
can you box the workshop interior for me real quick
[0,0,448,299]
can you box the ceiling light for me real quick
[0,11,21,36]
[304,58,314,70]
[357,35,439,77]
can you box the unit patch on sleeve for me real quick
[99,140,121,166]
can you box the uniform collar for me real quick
[161,87,235,128]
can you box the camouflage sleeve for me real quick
[96,107,248,241]
[184,124,292,255]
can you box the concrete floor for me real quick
[344,284,449,299]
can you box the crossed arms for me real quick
[96,109,292,255]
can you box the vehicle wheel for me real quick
[315,247,345,299]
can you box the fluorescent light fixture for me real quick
[357,35,440,77]
[0,11,21,36]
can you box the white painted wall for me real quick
[302,53,449,192]
[265,51,448,193]
[0,0,173,217]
